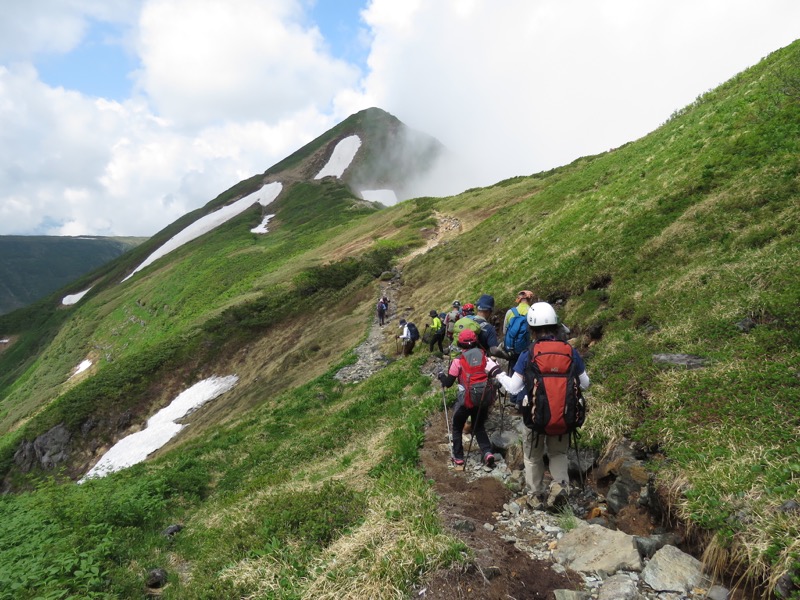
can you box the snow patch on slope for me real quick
[80,375,239,481]
[63,288,92,305]
[250,214,276,234]
[315,135,361,179]
[123,182,282,281]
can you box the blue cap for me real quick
[475,294,495,311]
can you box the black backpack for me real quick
[407,322,420,341]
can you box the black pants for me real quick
[451,399,492,460]
[429,331,444,352]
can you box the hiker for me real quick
[453,296,500,354]
[473,294,499,351]
[443,301,462,342]
[438,329,502,468]
[376,298,387,326]
[428,309,445,353]
[397,319,418,356]
[496,302,590,504]
[502,290,534,410]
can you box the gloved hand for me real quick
[437,372,448,386]
[490,346,510,360]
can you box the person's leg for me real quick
[451,401,468,461]
[522,429,547,495]
[436,333,444,353]
[472,405,493,461]
[545,434,571,490]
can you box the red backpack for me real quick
[458,348,494,409]
[522,340,585,435]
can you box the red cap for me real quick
[458,329,478,345]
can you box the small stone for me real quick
[146,568,168,588]
[453,519,475,532]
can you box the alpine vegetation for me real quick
[0,38,799,599]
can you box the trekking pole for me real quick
[571,429,586,491]
[440,379,454,454]
[498,354,514,434]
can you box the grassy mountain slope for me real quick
[0,42,799,599]
[0,236,144,316]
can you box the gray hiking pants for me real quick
[523,429,570,495]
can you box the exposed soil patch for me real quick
[413,412,583,599]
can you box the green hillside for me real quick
[0,236,144,316]
[0,39,798,600]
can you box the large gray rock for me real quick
[607,477,640,514]
[641,544,704,592]
[15,424,72,471]
[555,523,642,576]
[33,424,71,469]
[597,573,644,600]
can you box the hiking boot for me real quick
[453,458,465,467]
[528,493,547,511]
[546,482,568,511]
[483,453,495,468]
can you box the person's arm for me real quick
[572,349,590,389]
[485,357,502,378]
[496,371,524,395]
[438,358,461,388]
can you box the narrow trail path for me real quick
[335,212,459,383]
[337,212,748,599]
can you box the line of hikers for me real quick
[425,291,591,508]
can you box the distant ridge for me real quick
[0,236,144,315]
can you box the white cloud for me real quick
[134,0,360,128]
[359,0,800,189]
[0,0,799,236]
[0,1,139,61]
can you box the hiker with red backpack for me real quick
[495,302,590,505]
[437,329,502,468]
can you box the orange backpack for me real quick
[522,340,585,435]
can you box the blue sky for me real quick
[1,0,799,237]
[36,20,140,100]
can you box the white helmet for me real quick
[526,302,558,327]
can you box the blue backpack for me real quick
[504,307,530,354]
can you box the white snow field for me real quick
[123,182,283,281]
[314,135,361,179]
[250,213,276,234]
[80,375,239,481]
[360,189,398,206]
[62,288,92,305]
[70,359,92,378]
